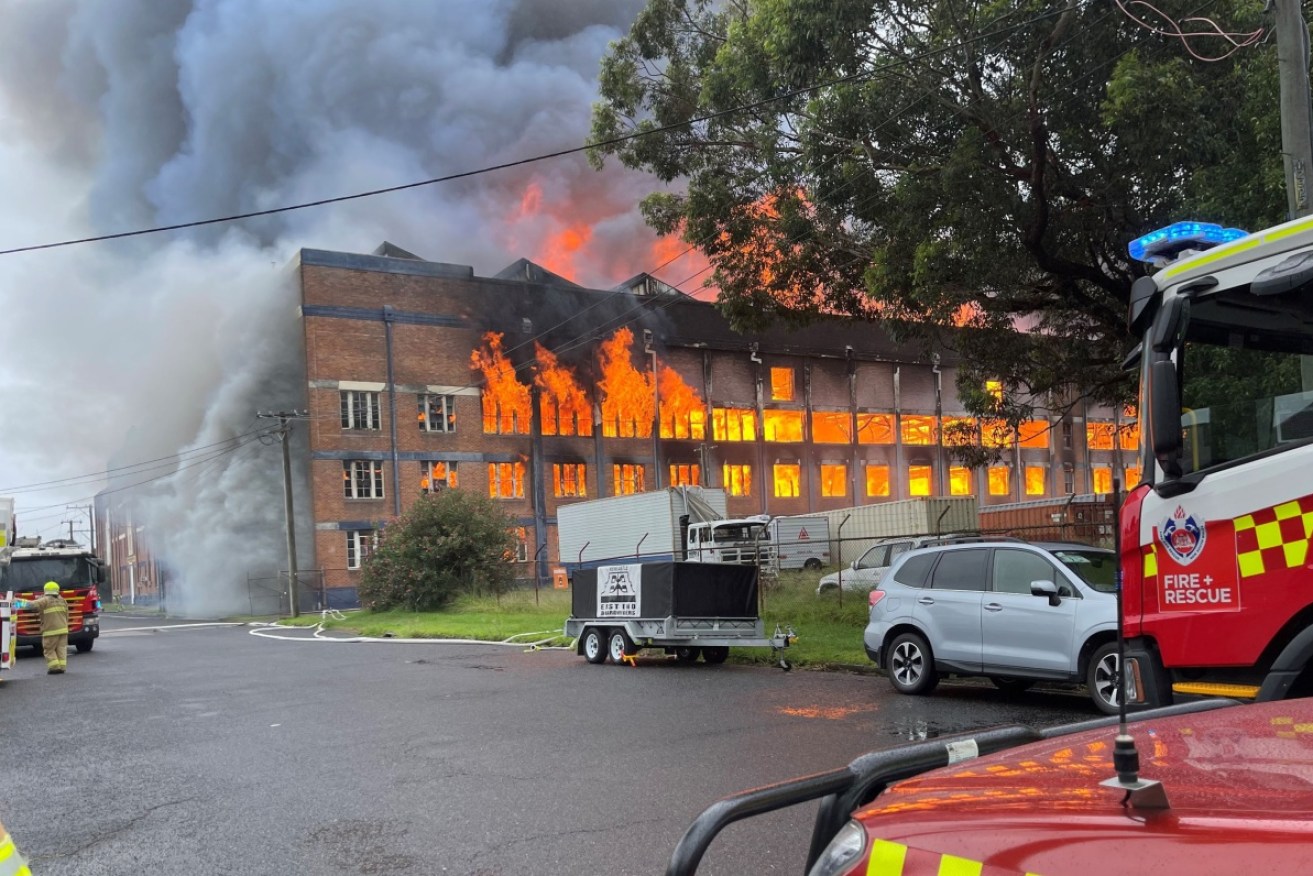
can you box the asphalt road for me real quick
[0,614,1096,875]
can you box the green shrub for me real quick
[357,490,519,611]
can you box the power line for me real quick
[0,7,1066,259]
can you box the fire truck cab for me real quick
[1122,217,1313,707]
[0,538,104,654]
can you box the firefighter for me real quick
[14,581,70,674]
[0,818,32,875]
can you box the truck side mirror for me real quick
[1149,359,1183,478]
[1030,579,1061,607]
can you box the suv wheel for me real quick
[886,632,938,695]
[1088,643,1122,715]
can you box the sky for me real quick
[0,0,705,613]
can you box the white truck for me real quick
[556,487,774,570]
[766,515,831,571]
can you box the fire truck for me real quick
[1118,217,1313,708]
[0,537,104,653]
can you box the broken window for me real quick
[341,391,381,430]
[770,368,795,401]
[488,462,526,499]
[612,464,646,496]
[856,413,895,445]
[513,527,531,563]
[941,417,977,447]
[820,464,847,498]
[908,464,933,497]
[553,463,587,498]
[343,460,384,499]
[988,466,1010,497]
[1025,465,1046,496]
[900,416,935,446]
[421,461,458,493]
[981,419,1015,448]
[773,463,801,498]
[1087,422,1116,451]
[346,529,378,570]
[812,411,851,444]
[865,464,891,497]
[712,407,757,442]
[722,463,752,497]
[417,394,456,433]
[668,464,700,487]
[1092,467,1113,495]
[1018,420,1050,449]
[949,466,974,496]
[763,410,804,442]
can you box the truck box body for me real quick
[557,487,728,570]
[766,515,831,570]
[808,498,980,565]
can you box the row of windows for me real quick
[344,526,534,571]
[342,391,458,433]
[344,389,1139,453]
[342,459,1141,502]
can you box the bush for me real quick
[357,490,519,611]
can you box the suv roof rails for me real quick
[920,535,1027,546]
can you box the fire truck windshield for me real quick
[1,557,96,592]
[1176,289,1313,475]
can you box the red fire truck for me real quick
[0,538,103,654]
[1118,217,1313,708]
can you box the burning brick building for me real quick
[297,243,1139,592]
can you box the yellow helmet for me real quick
[43,581,60,594]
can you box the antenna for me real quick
[1101,476,1168,808]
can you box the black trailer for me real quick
[563,562,795,668]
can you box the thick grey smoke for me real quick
[0,0,669,615]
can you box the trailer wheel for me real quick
[582,628,607,664]
[674,646,701,664]
[608,630,634,664]
[803,558,823,571]
[702,646,729,664]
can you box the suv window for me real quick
[928,548,989,591]
[891,553,936,588]
[992,549,1066,596]
[856,545,889,569]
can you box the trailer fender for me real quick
[1257,624,1313,702]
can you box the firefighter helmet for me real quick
[43,581,60,594]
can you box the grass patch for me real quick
[283,571,877,672]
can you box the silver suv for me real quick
[862,540,1122,713]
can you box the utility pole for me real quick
[1275,0,1313,218]
[60,519,76,542]
[258,410,310,618]
[66,504,94,552]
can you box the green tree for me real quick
[358,490,519,611]
[591,0,1283,430]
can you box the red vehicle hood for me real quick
[851,699,1313,875]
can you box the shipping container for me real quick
[978,493,1115,546]
[807,497,980,564]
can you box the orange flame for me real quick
[598,327,654,438]
[534,342,593,436]
[471,332,532,434]
[658,365,705,439]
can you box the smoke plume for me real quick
[0,0,685,615]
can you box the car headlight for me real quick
[807,820,866,876]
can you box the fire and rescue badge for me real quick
[1160,505,1206,565]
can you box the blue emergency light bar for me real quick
[1128,221,1248,264]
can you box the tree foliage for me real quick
[358,489,519,612]
[591,0,1284,424]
